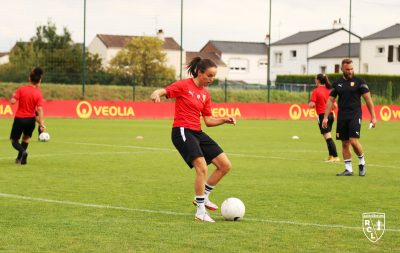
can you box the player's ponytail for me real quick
[316,73,332,89]
[187,57,217,78]
[29,67,44,84]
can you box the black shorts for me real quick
[171,127,224,168]
[10,117,36,140]
[318,113,334,134]
[336,117,361,140]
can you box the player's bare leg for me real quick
[192,157,214,222]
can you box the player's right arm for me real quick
[150,88,167,103]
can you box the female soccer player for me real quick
[151,57,236,223]
[10,67,46,164]
[309,74,339,162]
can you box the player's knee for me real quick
[219,160,232,174]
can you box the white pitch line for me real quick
[57,141,173,151]
[0,150,173,161]
[1,193,399,232]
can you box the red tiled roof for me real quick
[97,34,181,50]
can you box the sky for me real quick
[0,0,399,52]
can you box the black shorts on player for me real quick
[318,113,334,134]
[171,127,223,168]
[10,117,36,141]
[336,117,361,140]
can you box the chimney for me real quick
[264,34,270,45]
[333,19,344,29]
[157,29,165,41]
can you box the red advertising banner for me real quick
[1,99,399,121]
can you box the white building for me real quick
[88,30,183,78]
[360,23,400,74]
[0,52,9,65]
[200,40,269,84]
[308,43,360,74]
[270,28,360,80]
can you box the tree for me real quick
[109,36,176,86]
[2,21,103,84]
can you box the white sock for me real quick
[344,159,353,172]
[195,195,206,213]
[358,154,365,165]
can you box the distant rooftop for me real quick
[309,43,360,59]
[273,28,360,45]
[363,23,400,40]
[201,40,268,55]
[96,34,181,50]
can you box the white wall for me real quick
[270,44,308,81]
[308,58,360,74]
[360,38,400,74]
[308,31,360,57]
[88,37,108,66]
[220,53,268,84]
[0,54,9,65]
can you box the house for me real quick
[199,40,269,85]
[360,23,400,74]
[270,27,361,81]
[88,30,183,78]
[0,52,9,65]
[185,51,228,80]
[308,43,360,74]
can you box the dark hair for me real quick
[316,73,332,89]
[186,57,217,77]
[29,67,43,84]
[341,58,353,66]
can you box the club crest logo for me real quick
[362,212,385,243]
[351,82,355,87]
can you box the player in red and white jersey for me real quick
[151,57,236,223]
[309,74,339,162]
[10,67,46,165]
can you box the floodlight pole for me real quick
[82,0,87,99]
[267,0,272,102]
[180,0,183,80]
[348,0,352,57]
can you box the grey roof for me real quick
[363,24,400,40]
[203,40,268,55]
[309,43,360,59]
[272,28,360,45]
[186,52,227,67]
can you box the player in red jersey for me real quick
[309,74,340,162]
[151,57,236,223]
[10,67,46,165]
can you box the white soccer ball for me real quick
[221,197,245,221]
[39,132,50,142]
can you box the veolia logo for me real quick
[289,104,302,120]
[76,101,93,119]
[380,106,391,121]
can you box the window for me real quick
[398,46,400,62]
[320,66,327,74]
[274,52,282,65]
[258,58,268,68]
[290,50,297,59]
[388,45,394,62]
[334,64,340,73]
[229,58,248,72]
[376,46,385,56]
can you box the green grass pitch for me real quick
[0,118,399,252]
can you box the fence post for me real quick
[132,76,136,101]
[224,78,227,103]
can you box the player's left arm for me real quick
[362,92,377,128]
[203,116,236,127]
